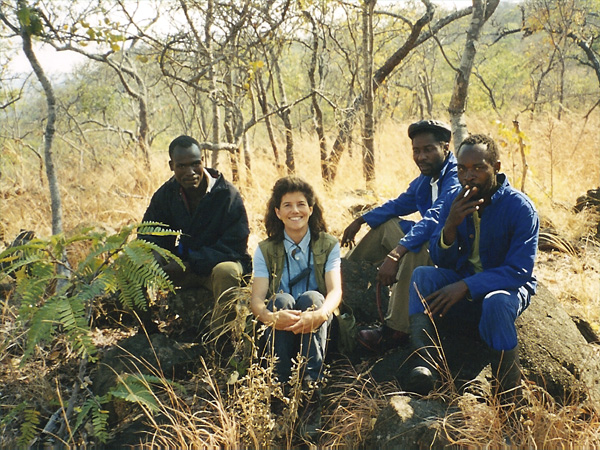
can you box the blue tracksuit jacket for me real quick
[362,153,460,252]
[430,173,539,301]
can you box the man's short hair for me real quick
[457,134,500,164]
[168,135,201,158]
[407,119,452,143]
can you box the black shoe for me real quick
[357,325,409,353]
[406,365,438,395]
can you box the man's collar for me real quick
[431,151,456,184]
[439,152,457,178]
[490,173,509,203]
[204,168,217,193]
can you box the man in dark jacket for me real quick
[140,135,251,332]
[406,134,539,405]
[341,120,460,353]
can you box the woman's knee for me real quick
[295,291,325,310]
[268,292,296,311]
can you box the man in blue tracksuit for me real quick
[406,134,539,405]
[341,120,460,352]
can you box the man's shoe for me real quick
[357,325,409,353]
[406,365,438,395]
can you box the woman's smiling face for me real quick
[275,191,313,236]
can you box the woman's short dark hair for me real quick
[265,177,327,242]
[457,134,500,164]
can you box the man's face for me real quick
[169,144,205,190]
[456,143,500,200]
[411,132,449,178]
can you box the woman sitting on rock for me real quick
[250,176,342,385]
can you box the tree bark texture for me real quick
[362,0,376,189]
[204,0,221,168]
[303,11,328,180]
[448,0,499,151]
[257,74,282,173]
[20,26,63,236]
[272,55,295,174]
[324,0,438,183]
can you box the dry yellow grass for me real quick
[2,112,597,325]
[1,112,599,447]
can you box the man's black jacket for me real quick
[141,168,251,276]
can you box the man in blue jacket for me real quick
[406,134,539,404]
[341,120,460,352]
[140,135,251,333]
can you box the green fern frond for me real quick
[23,297,59,361]
[93,267,118,294]
[136,221,180,237]
[16,275,50,313]
[24,295,97,361]
[10,225,180,363]
[91,406,110,443]
[74,396,110,443]
[75,275,115,305]
[0,401,26,429]
[0,239,47,258]
[138,239,184,267]
[1,251,47,277]
[110,374,159,413]
[113,240,176,310]
[17,408,39,448]
[74,397,95,431]
[115,267,148,311]
[57,296,97,360]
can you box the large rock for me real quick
[517,283,600,406]
[92,333,204,398]
[341,259,389,324]
[363,283,600,448]
[365,396,457,449]
[367,283,600,407]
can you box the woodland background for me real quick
[0,0,599,448]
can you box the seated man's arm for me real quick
[186,190,250,276]
[139,186,177,251]
[397,183,462,253]
[462,199,539,300]
[361,178,420,229]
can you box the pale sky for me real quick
[6,0,478,78]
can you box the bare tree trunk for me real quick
[257,73,282,173]
[303,11,328,180]
[448,0,499,150]
[137,93,151,169]
[20,25,63,236]
[272,55,295,174]
[205,0,220,168]
[419,73,433,117]
[513,120,528,193]
[557,53,565,120]
[324,0,441,183]
[362,0,376,189]
[568,31,600,87]
[242,132,253,187]
[224,72,239,183]
[529,48,557,117]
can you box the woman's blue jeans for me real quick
[265,291,330,382]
